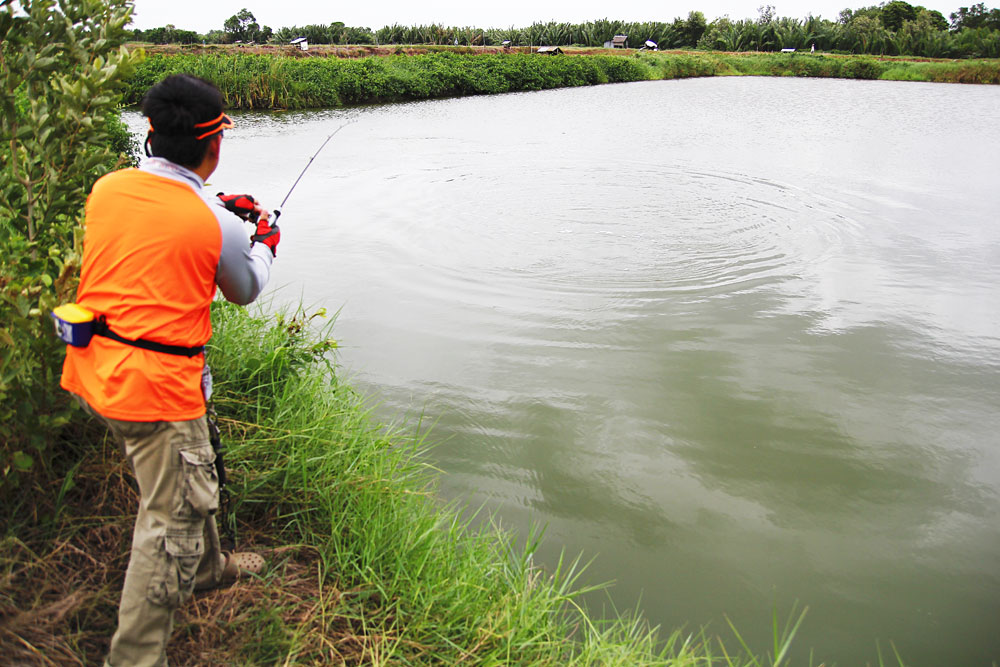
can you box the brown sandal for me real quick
[221,552,266,583]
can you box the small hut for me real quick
[612,35,628,48]
[537,46,563,55]
[290,37,308,51]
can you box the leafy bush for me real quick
[0,0,141,497]
[786,55,844,78]
[841,57,885,79]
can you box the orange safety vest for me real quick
[61,168,222,421]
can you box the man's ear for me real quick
[194,133,224,181]
[207,133,223,159]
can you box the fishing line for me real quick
[272,119,356,223]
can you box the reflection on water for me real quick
[128,76,1000,663]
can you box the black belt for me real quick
[93,315,205,358]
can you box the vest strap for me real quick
[93,316,205,358]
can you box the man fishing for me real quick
[59,73,280,666]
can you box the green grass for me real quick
[636,51,1000,84]
[124,52,651,109]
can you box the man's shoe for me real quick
[221,551,266,584]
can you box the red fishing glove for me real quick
[217,193,261,222]
[251,211,280,257]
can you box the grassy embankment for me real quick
[1,301,809,664]
[673,49,1000,83]
[122,49,1000,110]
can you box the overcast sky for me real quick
[128,0,958,34]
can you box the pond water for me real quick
[129,76,1000,664]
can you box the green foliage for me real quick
[0,0,142,494]
[633,50,999,83]
[133,6,1000,56]
[273,22,375,45]
[131,24,201,44]
[882,1,919,31]
[105,108,141,167]
[223,7,268,43]
[952,25,1000,56]
[680,11,709,47]
[638,52,722,78]
[923,9,952,31]
[357,10,1000,58]
[694,6,1000,57]
[369,18,710,50]
[841,56,885,78]
[124,52,650,110]
[950,2,1000,30]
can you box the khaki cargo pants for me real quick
[75,396,225,667]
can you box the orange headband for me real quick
[193,112,235,140]
[147,112,234,140]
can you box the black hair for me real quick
[141,74,225,168]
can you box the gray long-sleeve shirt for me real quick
[142,157,272,305]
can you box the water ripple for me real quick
[355,159,868,321]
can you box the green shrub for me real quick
[0,0,141,498]
[786,55,843,78]
[880,65,927,81]
[841,58,884,80]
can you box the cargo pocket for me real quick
[146,532,204,608]
[174,442,219,520]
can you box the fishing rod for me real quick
[271,120,355,223]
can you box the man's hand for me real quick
[251,210,280,257]
[217,193,262,222]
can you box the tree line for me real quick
[130,3,1000,58]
